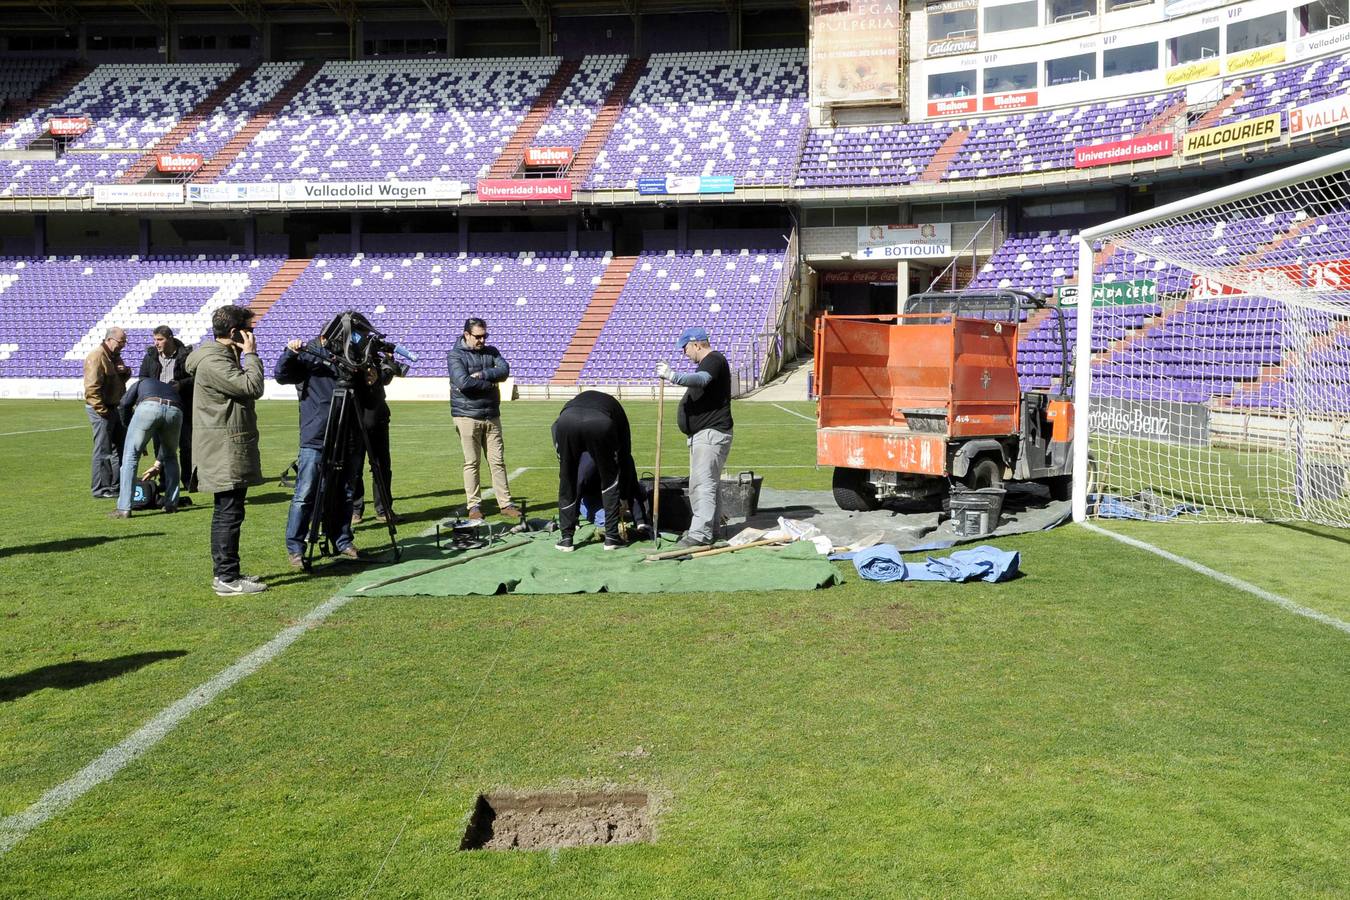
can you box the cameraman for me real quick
[275,337,361,568]
[349,356,399,525]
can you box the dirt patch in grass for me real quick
[460,789,653,851]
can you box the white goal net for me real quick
[1071,148,1350,527]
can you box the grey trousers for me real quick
[87,405,122,496]
[686,428,732,543]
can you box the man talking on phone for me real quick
[186,305,267,596]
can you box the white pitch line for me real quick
[0,464,536,855]
[772,403,815,422]
[0,594,355,856]
[1082,523,1350,636]
[0,425,84,437]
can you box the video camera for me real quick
[318,310,417,383]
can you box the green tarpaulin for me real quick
[341,526,840,596]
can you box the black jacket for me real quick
[138,340,193,408]
[446,337,510,420]
[274,343,342,451]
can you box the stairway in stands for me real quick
[1190,87,1245,131]
[550,255,637,384]
[485,59,582,180]
[918,127,969,183]
[1137,98,1187,136]
[567,57,647,189]
[0,60,94,133]
[248,258,311,321]
[119,65,257,184]
[193,62,323,183]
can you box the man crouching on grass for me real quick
[186,305,267,597]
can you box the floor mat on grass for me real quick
[732,483,1070,552]
[341,525,840,596]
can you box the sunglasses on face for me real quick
[468,332,488,341]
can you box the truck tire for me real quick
[833,467,879,511]
[962,456,1004,491]
[1045,475,1072,501]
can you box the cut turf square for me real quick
[459,790,654,851]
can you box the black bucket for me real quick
[639,475,693,533]
[718,471,763,521]
[950,487,1006,537]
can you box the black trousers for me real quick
[211,486,248,581]
[556,407,623,540]
[349,420,392,517]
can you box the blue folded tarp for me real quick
[852,544,1020,583]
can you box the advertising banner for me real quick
[1289,94,1350,139]
[1187,265,1302,300]
[927,97,977,117]
[1225,45,1285,74]
[1088,397,1211,447]
[927,36,978,57]
[1056,280,1157,306]
[156,152,202,173]
[856,224,952,259]
[1293,24,1350,60]
[1073,133,1175,168]
[93,184,184,205]
[1309,259,1350,291]
[47,116,91,136]
[476,178,572,202]
[821,269,899,284]
[187,183,280,203]
[810,0,902,103]
[982,91,1037,112]
[279,180,465,202]
[1181,113,1281,157]
[524,147,574,167]
[1165,59,1221,86]
[637,176,736,195]
[925,0,976,11]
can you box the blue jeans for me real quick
[285,446,355,555]
[117,402,182,512]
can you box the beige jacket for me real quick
[83,344,129,416]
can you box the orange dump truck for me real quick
[813,290,1073,510]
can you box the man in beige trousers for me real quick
[446,318,520,521]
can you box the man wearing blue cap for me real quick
[656,326,734,549]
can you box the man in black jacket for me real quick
[446,317,520,522]
[139,325,195,494]
[551,391,651,552]
[275,337,360,568]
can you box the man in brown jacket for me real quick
[83,326,130,498]
[186,306,267,596]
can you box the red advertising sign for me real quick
[926,97,977,117]
[821,269,898,284]
[524,147,574,167]
[982,91,1037,112]
[156,152,203,173]
[47,116,91,136]
[1073,134,1175,168]
[1188,265,1304,301]
[1308,259,1350,291]
[476,178,573,202]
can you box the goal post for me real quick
[1072,146,1350,527]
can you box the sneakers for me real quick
[376,510,397,524]
[94,490,117,499]
[555,535,575,552]
[178,495,193,507]
[466,506,485,522]
[108,509,130,519]
[336,545,360,560]
[288,553,305,569]
[603,537,625,551]
[351,512,364,525]
[499,505,523,520]
[212,576,268,596]
[162,503,178,514]
[673,534,712,551]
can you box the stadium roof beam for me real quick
[420,0,452,25]
[519,0,549,30]
[223,0,265,29]
[34,0,82,25]
[125,0,171,28]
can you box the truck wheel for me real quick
[962,456,1004,491]
[832,467,879,511]
[1045,475,1072,501]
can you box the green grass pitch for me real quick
[2,397,1349,898]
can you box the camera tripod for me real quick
[305,379,401,568]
